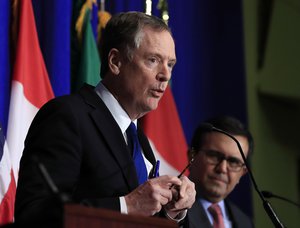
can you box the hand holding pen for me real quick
[124,158,196,216]
[164,157,196,217]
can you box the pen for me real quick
[152,160,160,178]
[169,157,195,189]
[177,157,195,178]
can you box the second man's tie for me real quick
[208,203,225,228]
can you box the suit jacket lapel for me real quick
[137,125,156,166]
[188,200,213,228]
[225,200,236,227]
[79,84,139,191]
[223,199,253,228]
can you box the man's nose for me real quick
[157,63,171,82]
[215,159,228,173]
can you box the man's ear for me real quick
[242,166,248,176]
[108,48,122,75]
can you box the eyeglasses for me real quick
[200,149,245,172]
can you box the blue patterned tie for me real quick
[126,122,148,185]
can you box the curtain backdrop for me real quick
[0,0,251,217]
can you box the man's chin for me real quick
[146,100,160,111]
[206,192,225,203]
[206,185,226,199]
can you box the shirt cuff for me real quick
[165,209,187,222]
[120,196,128,214]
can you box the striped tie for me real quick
[208,204,225,228]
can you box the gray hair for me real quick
[100,11,172,77]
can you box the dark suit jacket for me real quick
[14,84,156,225]
[183,199,254,228]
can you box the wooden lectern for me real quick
[64,204,178,228]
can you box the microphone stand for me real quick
[32,156,71,204]
[262,190,300,208]
[203,123,285,228]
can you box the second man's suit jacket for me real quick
[183,198,254,228]
[15,84,157,224]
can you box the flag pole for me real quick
[145,0,152,15]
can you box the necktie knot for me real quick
[208,204,225,228]
[127,122,138,138]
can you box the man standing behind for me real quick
[184,116,254,228]
[15,12,195,226]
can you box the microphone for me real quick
[32,156,71,204]
[201,123,285,228]
[262,190,300,208]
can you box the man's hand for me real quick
[164,176,196,219]
[124,175,182,216]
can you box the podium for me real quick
[64,204,178,228]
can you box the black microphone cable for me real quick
[32,155,71,204]
[201,123,285,228]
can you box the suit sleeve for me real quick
[15,97,122,225]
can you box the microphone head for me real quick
[262,190,273,198]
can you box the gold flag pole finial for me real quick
[157,0,169,25]
[97,0,111,43]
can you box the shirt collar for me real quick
[200,198,227,218]
[94,82,136,134]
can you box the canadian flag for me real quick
[0,123,16,225]
[7,0,54,185]
[142,85,189,176]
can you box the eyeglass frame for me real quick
[198,149,246,172]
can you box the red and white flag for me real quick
[142,86,189,176]
[7,0,54,183]
[0,123,16,225]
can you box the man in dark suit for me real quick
[14,12,195,226]
[183,116,254,228]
